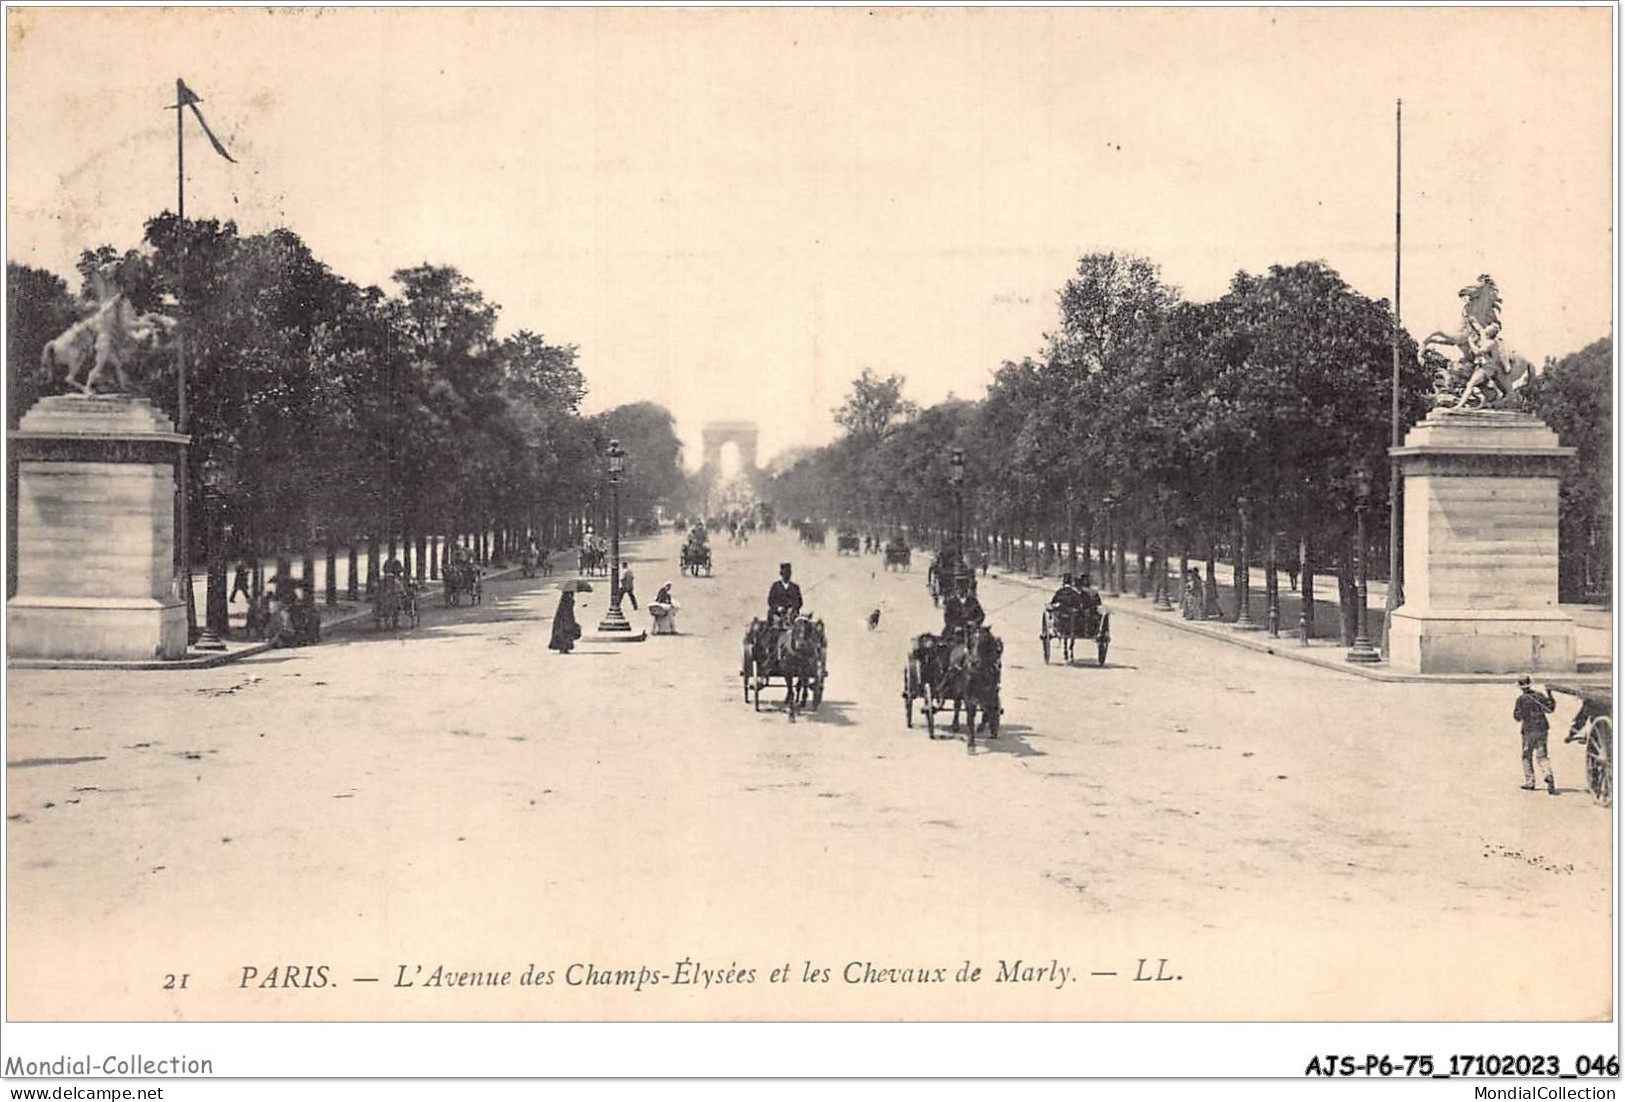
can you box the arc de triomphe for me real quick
[700,421,759,473]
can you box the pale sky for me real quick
[6,7,1614,467]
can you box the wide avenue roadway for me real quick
[7,526,1611,1021]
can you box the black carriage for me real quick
[1553,683,1613,807]
[1040,602,1111,667]
[884,541,911,571]
[681,539,713,577]
[836,530,861,555]
[902,626,1002,747]
[442,560,482,606]
[373,576,421,630]
[742,616,827,721]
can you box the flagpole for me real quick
[175,78,198,644]
[1382,98,1403,658]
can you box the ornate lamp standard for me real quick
[1347,464,1381,663]
[1102,494,1119,596]
[596,438,635,635]
[194,455,232,650]
[1234,495,1257,629]
[948,447,965,566]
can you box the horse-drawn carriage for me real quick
[1040,601,1111,667]
[902,625,1002,747]
[578,537,608,576]
[884,539,911,571]
[373,575,421,630]
[681,537,713,577]
[798,521,826,549]
[836,529,861,555]
[442,559,482,606]
[520,545,550,578]
[741,615,827,721]
[1553,683,1612,807]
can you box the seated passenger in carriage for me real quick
[1051,573,1083,611]
[1049,573,1083,631]
[767,563,803,627]
[1076,572,1101,610]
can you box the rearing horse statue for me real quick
[40,267,178,395]
[1419,274,1528,409]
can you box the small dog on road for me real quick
[867,609,881,631]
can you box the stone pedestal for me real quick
[1388,409,1576,674]
[8,396,190,661]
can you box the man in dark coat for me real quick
[767,563,803,625]
[1513,675,1558,794]
[549,589,582,653]
[943,576,985,636]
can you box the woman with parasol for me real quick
[550,580,589,653]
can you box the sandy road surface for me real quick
[6,529,1612,1021]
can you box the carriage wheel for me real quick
[1040,615,1052,664]
[751,676,762,712]
[1097,636,1109,668]
[924,687,936,738]
[811,671,824,710]
[1587,717,1612,806]
[904,684,914,728]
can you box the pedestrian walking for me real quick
[620,566,638,611]
[549,589,582,654]
[1513,675,1559,795]
[230,558,254,604]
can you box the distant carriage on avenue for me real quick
[442,560,483,606]
[837,529,861,555]
[681,536,713,577]
[374,575,421,630]
[578,537,609,576]
[1040,600,1111,667]
[884,539,911,571]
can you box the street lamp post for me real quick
[948,448,965,569]
[1234,496,1257,629]
[195,457,229,650]
[1102,496,1119,596]
[1347,466,1381,663]
[596,438,635,635]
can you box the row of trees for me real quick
[767,254,1611,643]
[8,214,687,616]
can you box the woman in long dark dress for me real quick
[549,589,581,653]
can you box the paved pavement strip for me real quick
[5,552,571,672]
[986,569,1613,686]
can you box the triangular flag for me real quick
[176,78,236,163]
